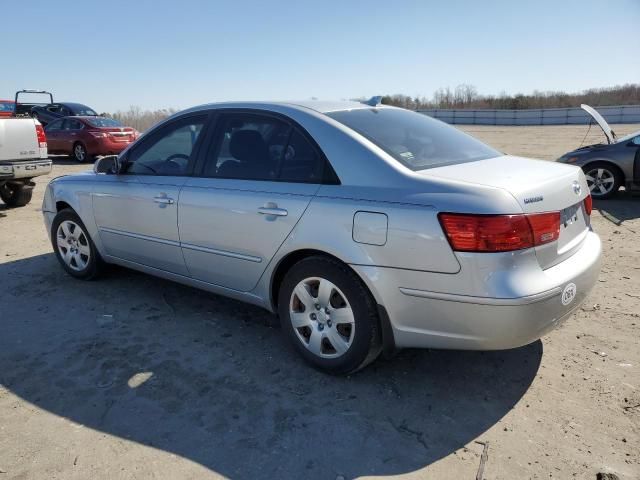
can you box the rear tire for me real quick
[0,183,33,207]
[583,162,622,199]
[278,256,382,375]
[51,209,104,280]
[72,142,92,163]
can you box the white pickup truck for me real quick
[0,117,52,207]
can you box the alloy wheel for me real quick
[56,220,91,271]
[585,167,615,196]
[74,144,86,162]
[289,277,355,358]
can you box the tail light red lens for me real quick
[88,131,108,138]
[439,212,561,253]
[35,124,47,147]
[438,214,533,252]
[583,194,593,216]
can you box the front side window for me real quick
[125,115,206,176]
[205,113,291,180]
[327,108,500,170]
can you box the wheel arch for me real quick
[269,249,347,311]
[267,248,396,355]
[48,182,105,257]
[581,159,626,182]
[56,200,73,212]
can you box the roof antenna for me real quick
[363,96,382,107]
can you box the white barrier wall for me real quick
[417,105,640,125]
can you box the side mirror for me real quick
[93,155,120,175]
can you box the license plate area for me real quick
[558,202,587,250]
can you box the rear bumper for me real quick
[0,159,52,180]
[353,230,602,350]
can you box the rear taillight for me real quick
[35,124,47,148]
[88,131,108,138]
[583,194,593,216]
[527,212,561,246]
[438,212,561,253]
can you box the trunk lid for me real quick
[581,104,616,145]
[101,127,135,142]
[422,155,591,269]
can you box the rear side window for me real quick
[204,113,291,180]
[203,112,329,183]
[125,115,206,176]
[277,130,325,183]
[46,119,63,131]
[327,108,500,170]
[64,120,84,130]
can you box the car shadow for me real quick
[595,190,640,224]
[48,154,86,166]
[0,253,542,479]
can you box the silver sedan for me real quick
[42,100,602,374]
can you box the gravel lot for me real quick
[1,124,639,480]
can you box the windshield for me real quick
[86,117,122,128]
[327,108,500,170]
[0,102,14,112]
[70,105,98,116]
[616,130,640,143]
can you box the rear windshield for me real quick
[0,102,14,112]
[86,117,122,128]
[327,108,500,170]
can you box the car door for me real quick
[44,119,64,152]
[92,113,209,275]
[179,111,330,292]
[65,119,84,151]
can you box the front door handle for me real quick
[153,195,174,205]
[258,206,288,217]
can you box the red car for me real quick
[45,116,139,162]
[0,99,15,117]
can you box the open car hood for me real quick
[581,104,616,144]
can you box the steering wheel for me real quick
[164,153,190,172]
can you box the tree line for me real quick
[380,83,640,110]
[105,84,640,132]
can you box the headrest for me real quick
[229,130,267,162]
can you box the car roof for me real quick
[74,116,110,120]
[188,100,378,115]
[59,102,93,108]
[0,99,15,103]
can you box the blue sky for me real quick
[3,0,639,112]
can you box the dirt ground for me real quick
[1,124,639,480]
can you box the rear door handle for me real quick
[153,196,174,204]
[258,207,288,217]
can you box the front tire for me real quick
[51,209,103,279]
[583,162,622,199]
[278,256,382,375]
[0,182,33,207]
